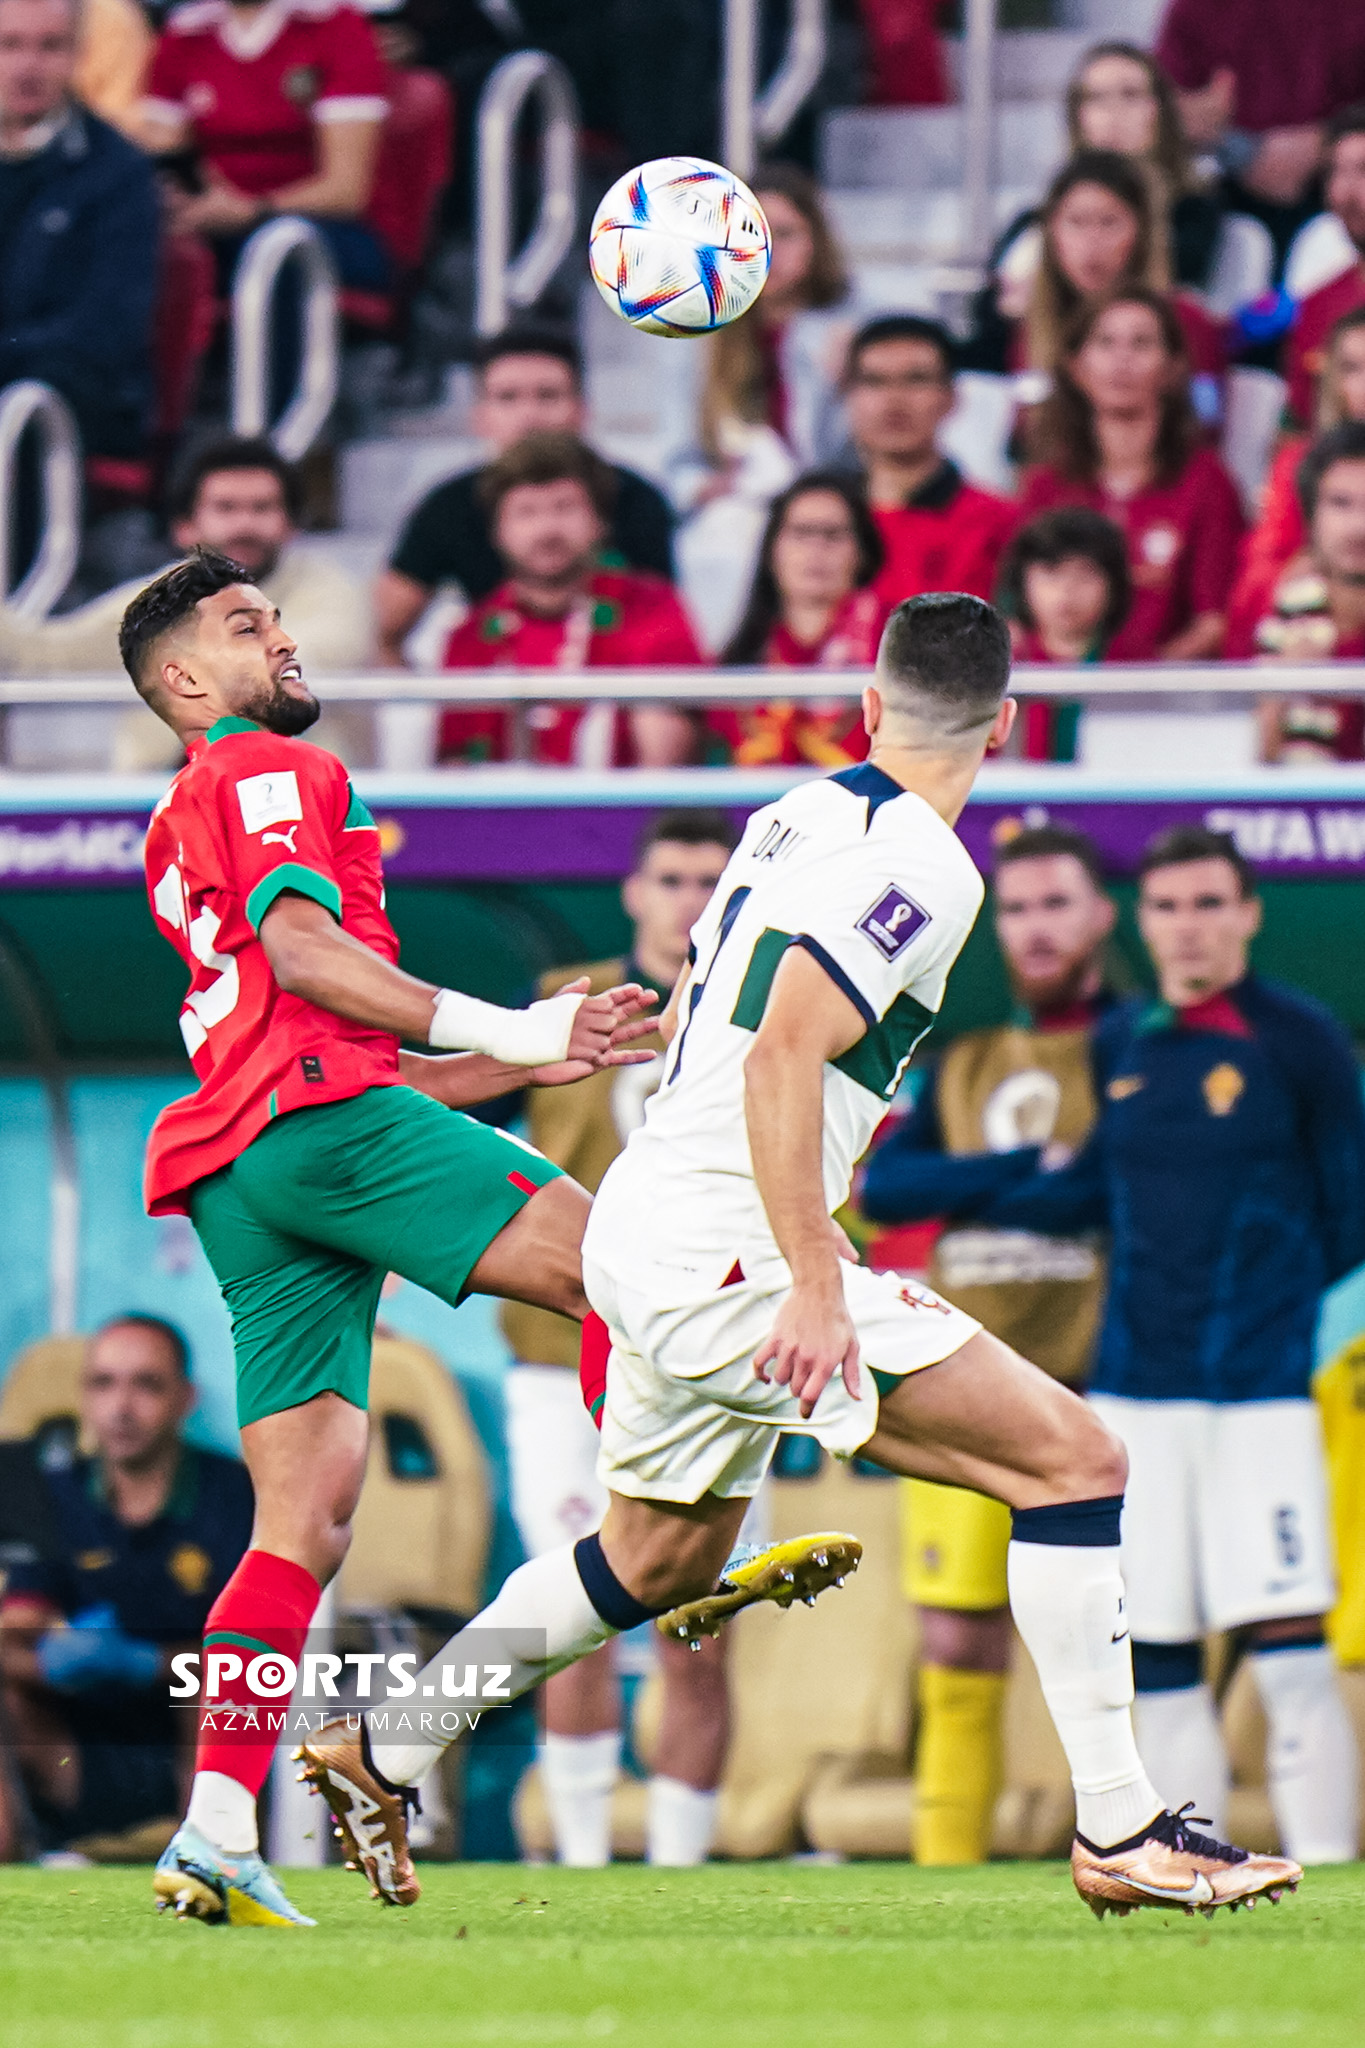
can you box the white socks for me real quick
[185,1769,259,1854]
[541,1730,621,1866]
[1252,1645,1360,1864]
[369,1544,618,1789]
[1007,1520,1162,1849]
[648,1778,719,1866]
[1133,1684,1230,1836]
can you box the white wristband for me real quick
[428,987,585,1065]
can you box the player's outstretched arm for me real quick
[259,895,655,1075]
[745,946,868,1419]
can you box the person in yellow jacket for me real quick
[502,808,739,1866]
[860,822,1117,1863]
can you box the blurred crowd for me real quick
[4,2,1365,770]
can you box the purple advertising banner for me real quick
[4,788,1365,888]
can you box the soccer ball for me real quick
[588,157,772,337]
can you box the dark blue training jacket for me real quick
[0,105,158,456]
[882,976,1365,1405]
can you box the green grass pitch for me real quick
[3,1861,1364,2048]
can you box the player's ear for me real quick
[986,697,1017,753]
[862,683,882,738]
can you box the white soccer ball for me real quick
[588,157,772,336]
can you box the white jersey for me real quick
[586,763,984,1286]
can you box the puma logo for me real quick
[262,826,299,852]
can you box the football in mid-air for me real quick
[588,157,771,336]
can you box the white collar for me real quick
[0,106,68,161]
[171,0,339,63]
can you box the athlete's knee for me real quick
[1064,1404,1127,1499]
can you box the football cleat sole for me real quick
[655,1531,862,1647]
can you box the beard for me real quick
[1008,949,1098,1014]
[241,673,321,736]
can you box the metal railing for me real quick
[3,665,1365,707]
[475,51,580,338]
[231,217,340,464]
[961,0,997,266]
[722,0,828,179]
[0,382,82,624]
[0,931,78,1333]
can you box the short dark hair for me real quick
[93,1314,191,1379]
[168,435,300,525]
[1326,103,1365,153]
[846,314,956,384]
[476,431,618,524]
[634,808,738,868]
[993,822,1107,893]
[1137,825,1256,898]
[1297,421,1365,521]
[878,592,1013,737]
[474,324,583,387]
[996,507,1131,644]
[118,546,249,697]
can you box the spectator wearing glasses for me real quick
[1016,288,1244,661]
[709,470,887,767]
[841,316,1014,612]
[439,432,702,768]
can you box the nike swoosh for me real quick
[1111,1629,1130,1643]
[1123,1871,1215,1905]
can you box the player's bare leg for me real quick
[861,1332,1302,1916]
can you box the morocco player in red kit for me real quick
[121,549,658,1925]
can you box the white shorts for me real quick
[584,1254,980,1504]
[504,1363,608,1558]
[1090,1394,1336,1639]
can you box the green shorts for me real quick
[190,1086,562,1429]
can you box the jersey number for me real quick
[665,886,750,1085]
[154,862,241,1057]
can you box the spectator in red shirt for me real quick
[1236,305,1365,608]
[140,0,391,294]
[710,470,887,768]
[1017,287,1245,661]
[1157,0,1365,236]
[1284,109,1365,429]
[997,507,1132,761]
[1019,152,1226,431]
[841,316,1014,610]
[440,433,702,769]
[1227,422,1365,762]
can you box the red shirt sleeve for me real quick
[314,6,388,116]
[1186,454,1247,620]
[211,740,349,934]
[1242,438,1309,585]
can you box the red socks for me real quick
[196,1549,320,1797]
[578,1310,611,1431]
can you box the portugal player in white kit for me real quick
[354,594,1300,1918]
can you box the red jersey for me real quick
[142,717,400,1215]
[870,461,1014,609]
[1007,297,1228,418]
[707,586,885,766]
[147,0,388,198]
[1015,447,1245,660]
[1285,266,1365,429]
[1239,435,1309,593]
[439,568,703,766]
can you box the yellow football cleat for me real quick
[655,1532,862,1647]
[153,1822,315,1926]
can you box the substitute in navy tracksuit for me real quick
[0,99,158,457]
[945,827,1365,1864]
